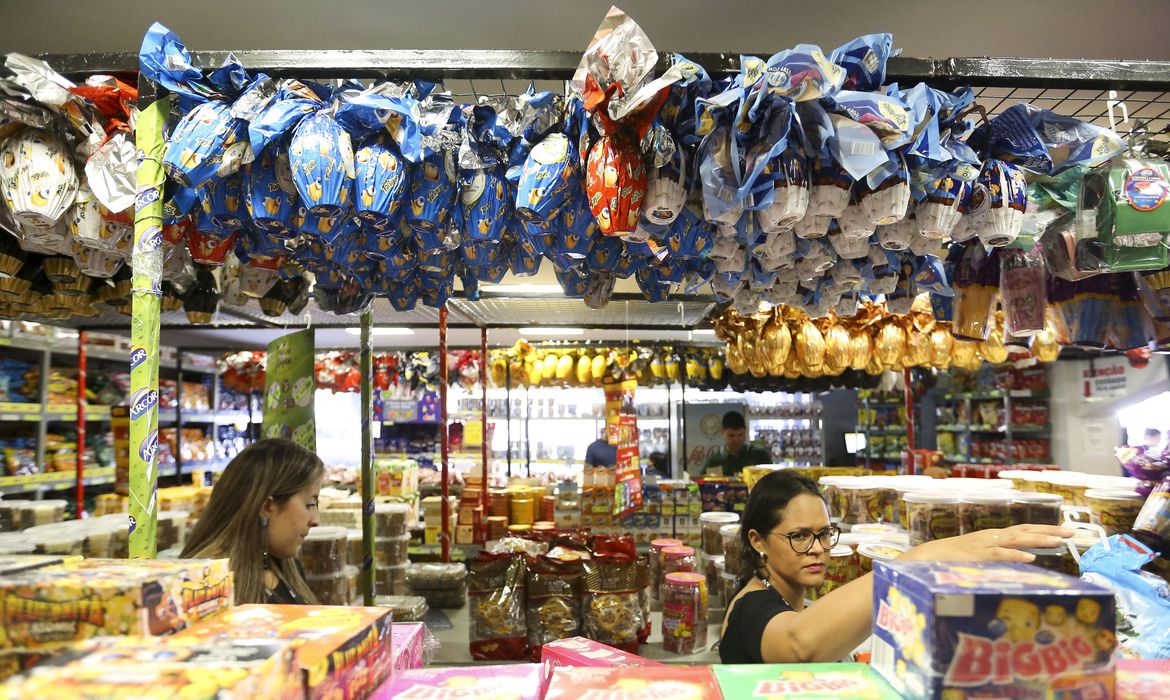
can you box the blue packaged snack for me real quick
[586,233,624,272]
[361,228,408,261]
[334,88,423,163]
[289,111,355,218]
[461,238,504,268]
[418,247,454,274]
[971,103,1124,175]
[978,159,1028,247]
[382,240,418,282]
[298,207,354,245]
[243,149,299,235]
[757,145,810,233]
[510,239,543,277]
[163,100,250,189]
[354,133,409,234]
[460,166,510,242]
[830,34,895,92]
[635,265,671,302]
[199,173,245,231]
[388,275,419,311]
[516,133,578,224]
[557,199,598,260]
[139,22,221,105]
[666,201,715,259]
[759,44,846,102]
[247,80,328,157]
[472,261,509,284]
[916,173,971,241]
[613,242,650,280]
[555,265,588,298]
[1080,534,1170,660]
[872,561,1116,700]
[407,151,456,236]
[419,270,455,308]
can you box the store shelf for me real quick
[938,424,1000,432]
[942,456,997,464]
[0,403,117,422]
[856,426,904,435]
[0,466,117,495]
[179,459,232,475]
[752,415,822,421]
[1009,425,1051,435]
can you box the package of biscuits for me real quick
[526,556,583,653]
[3,636,300,700]
[390,621,432,674]
[173,604,394,700]
[539,637,663,696]
[1117,659,1170,700]
[544,665,721,700]
[468,553,528,660]
[871,561,1116,700]
[581,556,644,654]
[713,663,901,699]
[370,663,543,700]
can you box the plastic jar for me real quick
[82,520,123,558]
[374,502,412,537]
[486,516,508,540]
[857,542,908,574]
[1084,489,1145,535]
[719,525,743,576]
[0,532,35,555]
[700,512,740,557]
[811,544,857,600]
[1010,492,1064,526]
[1133,476,1170,549]
[904,492,961,546]
[849,523,902,535]
[662,572,708,655]
[375,533,412,567]
[720,571,739,608]
[1022,546,1068,574]
[510,497,536,525]
[375,563,411,596]
[488,489,510,518]
[662,545,697,597]
[346,530,364,568]
[0,500,32,532]
[20,500,67,528]
[819,476,853,521]
[23,523,85,556]
[837,479,896,525]
[300,526,349,577]
[711,557,727,608]
[307,569,351,605]
[958,492,1015,535]
[649,538,683,599]
[702,554,724,592]
[890,478,937,531]
[157,510,190,551]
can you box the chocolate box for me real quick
[370,663,542,700]
[539,636,663,696]
[0,558,232,651]
[3,636,299,699]
[173,604,393,700]
[872,561,1116,700]
[544,665,722,700]
[714,663,901,699]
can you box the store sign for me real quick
[382,399,418,423]
[605,379,642,517]
[262,329,316,450]
[684,402,746,474]
[1082,358,1129,399]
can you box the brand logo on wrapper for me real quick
[140,431,159,462]
[943,632,1096,686]
[755,676,868,694]
[129,346,147,371]
[137,225,163,254]
[396,677,539,699]
[135,186,161,212]
[129,388,159,420]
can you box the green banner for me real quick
[263,328,316,451]
[128,94,171,559]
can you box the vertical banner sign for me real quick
[606,379,642,517]
[128,93,171,559]
[263,329,316,451]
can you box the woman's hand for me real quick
[900,524,1075,564]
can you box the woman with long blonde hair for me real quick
[182,438,323,604]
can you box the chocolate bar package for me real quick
[871,561,1116,700]
[173,604,393,700]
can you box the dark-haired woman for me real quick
[719,470,1071,664]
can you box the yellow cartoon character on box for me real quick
[994,598,1040,643]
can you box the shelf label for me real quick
[383,400,419,423]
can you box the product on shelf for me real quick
[808,544,858,601]
[699,511,739,557]
[371,663,543,700]
[526,557,583,651]
[661,571,708,655]
[0,558,232,653]
[958,491,1015,534]
[307,566,356,606]
[581,558,643,653]
[406,562,468,609]
[376,595,429,623]
[300,526,349,578]
[3,637,299,700]
[173,604,394,700]
[713,663,901,699]
[1084,489,1145,535]
[539,637,663,696]
[374,562,410,598]
[375,533,411,568]
[719,525,743,577]
[1010,491,1065,526]
[872,561,1116,700]
[647,537,682,601]
[837,478,897,525]
[468,555,528,661]
[389,621,432,675]
[544,665,721,700]
[904,492,961,546]
[857,542,907,574]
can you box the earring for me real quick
[758,549,767,563]
[260,516,270,566]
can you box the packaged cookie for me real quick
[1011,492,1064,526]
[903,492,960,546]
[545,665,720,700]
[468,554,528,660]
[526,557,583,652]
[375,502,411,537]
[375,595,429,623]
[406,562,468,590]
[582,558,643,653]
[375,534,411,567]
[375,563,410,597]
[374,663,543,700]
[300,526,349,577]
[872,561,1116,700]
[959,492,1015,534]
[306,570,350,606]
[1084,489,1144,535]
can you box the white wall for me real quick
[1050,357,1170,475]
[2,0,1170,59]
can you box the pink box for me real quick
[370,663,542,699]
[539,637,664,696]
[390,623,426,675]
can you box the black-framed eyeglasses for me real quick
[769,525,841,554]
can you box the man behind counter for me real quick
[701,410,772,477]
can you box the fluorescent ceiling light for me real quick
[518,327,585,336]
[691,329,716,336]
[480,284,563,294]
[344,327,416,336]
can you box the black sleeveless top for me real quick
[719,589,794,664]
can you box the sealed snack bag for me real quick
[525,556,583,656]
[1079,533,1170,659]
[468,553,528,661]
[999,244,1048,336]
[581,556,644,653]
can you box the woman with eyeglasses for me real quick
[719,470,1072,664]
